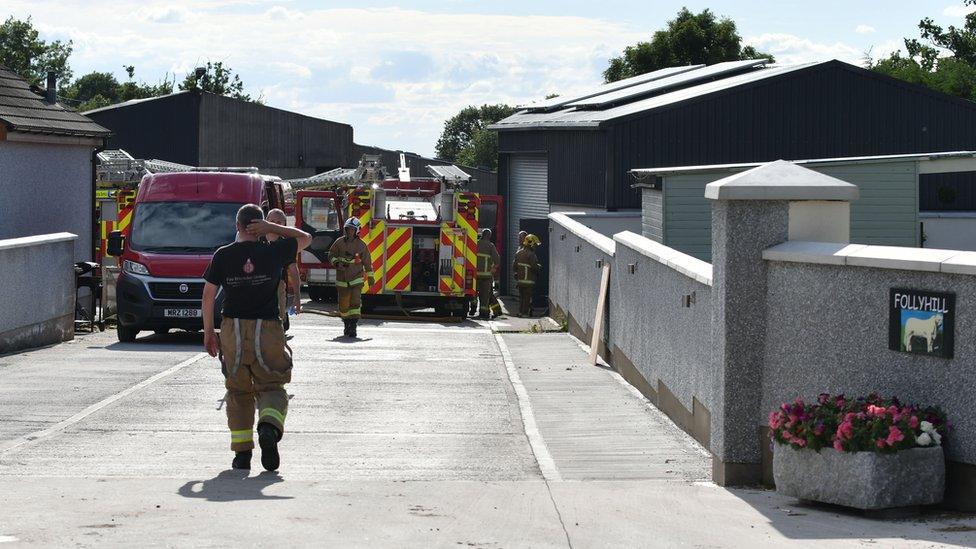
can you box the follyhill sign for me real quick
[888,289,955,359]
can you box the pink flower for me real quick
[909,416,919,429]
[867,405,887,418]
[794,438,807,448]
[833,439,845,452]
[768,412,782,429]
[876,438,886,449]
[886,426,905,446]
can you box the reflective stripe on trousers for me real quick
[230,318,271,374]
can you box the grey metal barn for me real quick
[86,90,354,179]
[491,59,976,275]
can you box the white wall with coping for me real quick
[548,213,716,449]
[548,212,616,255]
[613,231,712,286]
[549,209,641,239]
[0,233,78,354]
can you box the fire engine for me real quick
[293,154,504,316]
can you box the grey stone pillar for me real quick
[706,160,858,485]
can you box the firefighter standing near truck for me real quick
[202,204,312,471]
[513,233,542,317]
[475,228,502,319]
[329,217,372,338]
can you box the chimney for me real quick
[45,70,57,104]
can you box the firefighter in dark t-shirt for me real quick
[202,204,311,472]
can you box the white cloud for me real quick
[943,4,976,17]
[855,24,875,35]
[140,5,194,24]
[746,33,863,65]
[7,2,644,155]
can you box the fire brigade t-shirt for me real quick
[204,238,298,319]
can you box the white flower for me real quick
[917,432,932,446]
[932,431,942,446]
[920,421,935,433]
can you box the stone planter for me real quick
[772,444,945,510]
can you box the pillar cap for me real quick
[704,160,859,201]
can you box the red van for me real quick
[107,171,286,342]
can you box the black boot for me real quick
[232,450,252,470]
[342,319,351,337]
[349,319,358,339]
[257,423,281,471]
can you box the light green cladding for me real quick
[660,161,919,262]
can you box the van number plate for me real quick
[164,308,201,318]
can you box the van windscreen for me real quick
[130,202,242,253]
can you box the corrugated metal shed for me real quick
[0,65,110,137]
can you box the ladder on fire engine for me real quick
[96,149,194,185]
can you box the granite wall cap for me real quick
[704,160,859,202]
[549,212,615,256]
[763,241,867,265]
[846,245,958,273]
[940,251,976,276]
[615,231,713,285]
[0,232,77,251]
[764,240,976,276]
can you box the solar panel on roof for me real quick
[521,64,704,112]
[566,59,769,109]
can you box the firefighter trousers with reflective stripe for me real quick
[476,276,500,316]
[517,282,534,317]
[277,280,287,322]
[337,283,363,319]
[219,317,292,452]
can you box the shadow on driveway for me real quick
[177,470,293,502]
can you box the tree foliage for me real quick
[179,61,252,101]
[869,0,976,101]
[603,7,773,83]
[0,16,72,88]
[65,66,175,112]
[435,104,516,170]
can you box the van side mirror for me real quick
[107,231,124,257]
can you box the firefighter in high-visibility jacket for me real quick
[329,217,372,338]
[513,234,542,317]
[475,228,502,319]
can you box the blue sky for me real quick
[9,1,969,158]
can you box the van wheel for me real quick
[153,329,169,335]
[117,324,139,342]
[309,287,325,302]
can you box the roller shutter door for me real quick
[507,154,549,285]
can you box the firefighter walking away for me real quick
[202,204,312,471]
[329,217,373,338]
[513,234,542,317]
[475,228,502,320]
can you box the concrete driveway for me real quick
[0,310,973,547]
